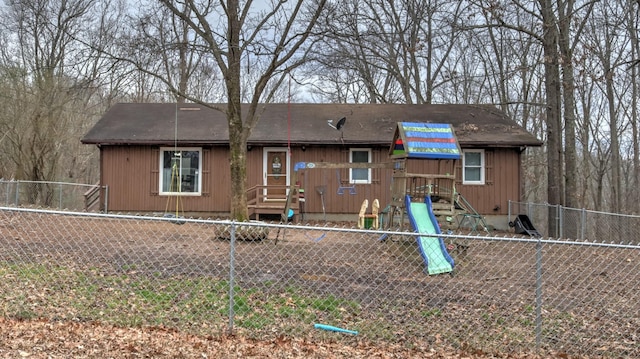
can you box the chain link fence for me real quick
[0,180,106,212]
[1,206,638,357]
[509,200,640,244]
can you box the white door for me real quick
[263,147,290,200]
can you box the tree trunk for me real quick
[579,94,591,209]
[559,18,577,209]
[540,0,563,236]
[557,0,578,239]
[225,0,249,221]
[605,69,621,213]
[228,109,249,221]
[627,4,640,214]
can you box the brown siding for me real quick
[293,147,519,217]
[291,146,393,218]
[453,149,520,215]
[101,146,153,210]
[100,144,520,217]
[246,147,263,189]
[150,148,159,196]
[101,145,231,214]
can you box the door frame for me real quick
[262,147,290,200]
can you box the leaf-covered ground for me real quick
[0,317,555,358]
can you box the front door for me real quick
[263,148,289,200]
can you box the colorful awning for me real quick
[390,122,461,160]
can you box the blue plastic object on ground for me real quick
[314,323,358,335]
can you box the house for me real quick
[81,103,542,229]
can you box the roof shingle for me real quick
[81,103,542,147]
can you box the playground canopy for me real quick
[390,122,462,160]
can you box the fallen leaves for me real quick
[0,317,479,359]
[0,316,601,359]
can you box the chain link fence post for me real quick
[553,204,562,238]
[15,181,19,206]
[535,238,543,353]
[228,221,237,335]
[580,208,586,240]
[104,185,109,212]
[558,205,564,238]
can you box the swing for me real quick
[164,154,186,224]
[282,167,326,243]
[164,156,184,218]
[304,231,326,242]
[163,105,185,224]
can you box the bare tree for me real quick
[309,0,470,104]
[0,0,132,195]
[467,0,597,228]
[306,0,404,103]
[123,0,327,221]
[0,0,109,202]
[574,69,596,208]
[557,0,596,209]
[127,2,223,103]
[459,0,562,228]
[626,0,640,213]
[584,2,633,213]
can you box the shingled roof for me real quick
[81,103,542,148]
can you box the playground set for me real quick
[286,122,490,275]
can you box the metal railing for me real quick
[0,206,638,358]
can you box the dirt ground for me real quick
[0,210,638,358]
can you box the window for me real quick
[462,149,484,185]
[350,148,371,184]
[160,148,202,195]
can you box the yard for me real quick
[0,209,638,358]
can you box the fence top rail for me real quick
[3,206,640,250]
[509,200,640,220]
[0,179,100,188]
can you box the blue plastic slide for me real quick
[404,195,454,275]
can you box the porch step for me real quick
[246,184,300,221]
[248,204,299,220]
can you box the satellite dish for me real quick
[327,117,347,130]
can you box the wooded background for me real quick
[0,0,638,215]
